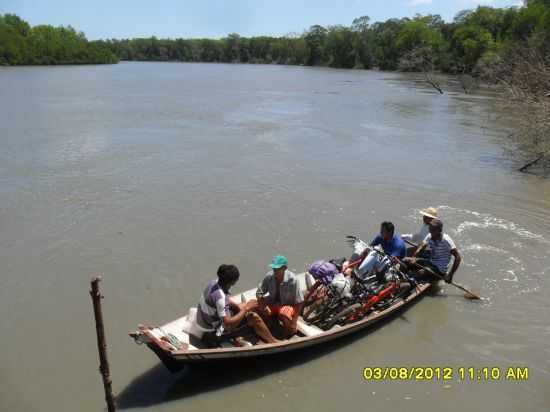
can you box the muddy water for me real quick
[0,62,549,412]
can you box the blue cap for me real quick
[269,255,288,269]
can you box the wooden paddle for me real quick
[411,261,481,300]
[403,238,481,300]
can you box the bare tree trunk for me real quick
[518,153,547,172]
[457,66,477,94]
[458,66,469,94]
[488,44,550,174]
[423,58,443,94]
[425,71,444,94]
[90,276,116,412]
[398,47,444,94]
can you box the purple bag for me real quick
[308,260,339,285]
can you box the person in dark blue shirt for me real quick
[370,221,406,258]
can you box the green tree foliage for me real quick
[351,15,374,69]
[449,7,508,71]
[371,18,408,70]
[2,2,550,72]
[395,15,449,71]
[325,25,356,68]
[304,25,328,65]
[396,15,446,53]
[0,14,117,65]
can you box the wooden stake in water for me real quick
[90,276,116,412]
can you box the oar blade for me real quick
[464,291,481,300]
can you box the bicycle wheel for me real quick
[302,282,327,321]
[323,303,363,329]
[375,282,411,311]
[304,294,340,324]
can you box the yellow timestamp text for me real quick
[362,366,529,382]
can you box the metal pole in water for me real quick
[90,276,116,412]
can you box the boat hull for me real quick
[134,281,431,371]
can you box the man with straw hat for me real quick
[402,207,438,247]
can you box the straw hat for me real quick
[420,207,438,219]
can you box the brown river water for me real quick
[1,62,549,412]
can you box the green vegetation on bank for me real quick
[0,14,118,65]
[103,1,549,76]
[1,2,549,72]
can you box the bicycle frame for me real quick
[344,279,401,322]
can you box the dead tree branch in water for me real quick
[425,71,444,94]
[483,42,550,173]
[399,47,444,94]
[457,66,477,94]
[518,153,547,172]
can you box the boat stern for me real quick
[129,322,191,373]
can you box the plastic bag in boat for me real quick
[181,307,214,339]
[330,272,352,298]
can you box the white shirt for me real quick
[423,233,457,273]
[402,224,430,245]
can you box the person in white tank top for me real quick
[402,207,438,245]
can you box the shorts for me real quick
[414,258,445,281]
[266,304,296,322]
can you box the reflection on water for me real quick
[0,62,549,412]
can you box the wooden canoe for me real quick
[129,273,431,372]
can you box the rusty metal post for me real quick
[90,276,116,412]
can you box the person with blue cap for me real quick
[246,255,305,343]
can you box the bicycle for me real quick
[322,257,419,330]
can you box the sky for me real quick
[0,0,523,40]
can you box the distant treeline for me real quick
[1,1,549,72]
[0,14,118,65]
[103,0,549,75]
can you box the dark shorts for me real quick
[414,259,444,281]
[406,247,431,259]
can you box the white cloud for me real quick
[460,0,522,5]
[462,0,496,4]
[408,0,433,5]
